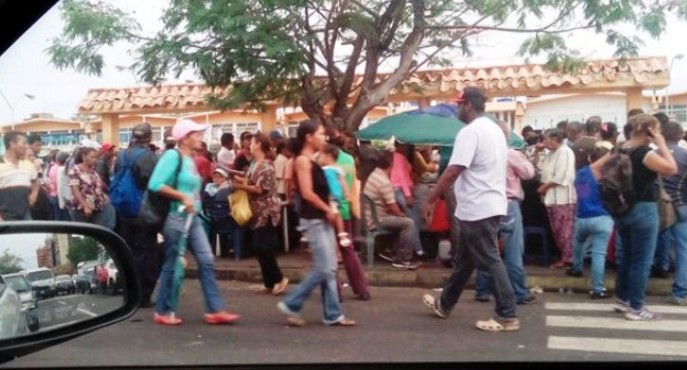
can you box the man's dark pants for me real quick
[439,216,518,319]
[118,217,163,304]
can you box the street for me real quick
[3,280,687,367]
[33,294,124,333]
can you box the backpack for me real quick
[598,148,636,218]
[110,148,147,219]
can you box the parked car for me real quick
[23,268,56,300]
[54,275,76,295]
[0,274,22,340]
[1,274,39,333]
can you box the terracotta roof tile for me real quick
[78,57,668,114]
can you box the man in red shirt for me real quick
[97,265,109,294]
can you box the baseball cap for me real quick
[101,142,116,152]
[172,119,208,141]
[213,168,229,178]
[455,86,487,105]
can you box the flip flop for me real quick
[285,316,307,327]
[475,318,520,332]
[272,278,289,296]
[251,285,272,294]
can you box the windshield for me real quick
[55,275,71,282]
[26,270,54,282]
[4,276,30,292]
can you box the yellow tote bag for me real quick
[229,190,253,226]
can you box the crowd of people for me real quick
[1,86,685,330]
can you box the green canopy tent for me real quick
[356,107,525,173]
[357,113,466,147]
[356,110,525,149]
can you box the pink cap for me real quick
[172,119,208,141]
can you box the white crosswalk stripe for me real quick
[544,301,687,357]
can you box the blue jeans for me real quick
[69,203,116,229]
[393,188,423,253]
[615,229,623,267]
[615,202,659,310]
[281,218,344,324]
[155,213,224,315]
[49,196,70,221]
[475,200,529,302]
[658,205,687,299]
[572,215,614,293]
[655,223,677,272]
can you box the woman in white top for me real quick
[534,128,577,270]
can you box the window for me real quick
[209,122,261,145]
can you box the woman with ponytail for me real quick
[277,120,356,327]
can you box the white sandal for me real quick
[475,318,520,332]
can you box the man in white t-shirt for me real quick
[217,133,236,170]
[421,87,519,332]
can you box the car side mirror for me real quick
[0,221,139,363]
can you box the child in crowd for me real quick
[317,144,352,248]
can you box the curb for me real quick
[188,266,674,296]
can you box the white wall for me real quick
[524,94,628,129]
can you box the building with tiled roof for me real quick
[73,56,670,145]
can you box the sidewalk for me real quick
[186,248,674,296]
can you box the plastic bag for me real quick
[229,190,253,226]
[428,199,450,233]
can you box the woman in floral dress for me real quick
[68,147,116,229]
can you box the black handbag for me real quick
[138,150,183,231]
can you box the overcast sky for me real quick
[0,0,686,125]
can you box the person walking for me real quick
[232,132,289,295]
[614,114,677,320]
[112,123,161,308]
[277,119,356,327]
[67,147,116,229]
[422,87,519,332]
[148,119,239,326]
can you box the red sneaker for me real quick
[154,313,183,326]
[204,311,240,325]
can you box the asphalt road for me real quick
[3,281,687,367]
[33,293,123,333]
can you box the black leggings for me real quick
[252,223,284,289]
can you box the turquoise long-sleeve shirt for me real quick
[148,149,202,216]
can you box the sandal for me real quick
[252,286,272,294]
[286,316,307,327]
[272,278,289,296]
[475,318,520,332]
[330,318,357,327]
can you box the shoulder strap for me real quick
[172,149,183,189]
[123,148,147,169]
